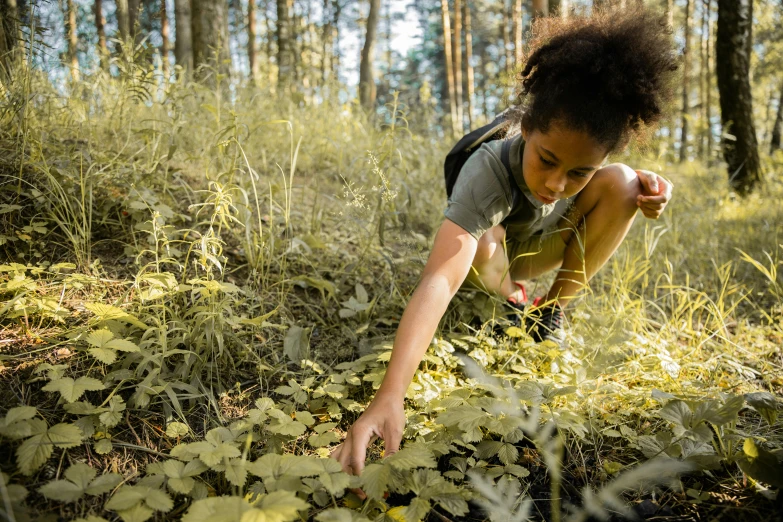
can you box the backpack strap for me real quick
[501,139,521,209]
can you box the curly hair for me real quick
[509,7,679,153]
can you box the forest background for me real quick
[0,0,782,521]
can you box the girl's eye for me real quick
[540,155,555,167]
[570,171,590,179]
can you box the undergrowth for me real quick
[0,50,782,522]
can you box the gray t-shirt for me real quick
[443,133,558,242]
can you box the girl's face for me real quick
[521,122,609,205]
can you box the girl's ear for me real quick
[521,126,529,141]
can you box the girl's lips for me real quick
[536,193,557,204]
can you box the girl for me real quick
[333,7,677,478]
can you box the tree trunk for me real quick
[532,0,548,18]
[160,0,170,79]
[697,0,706,158]
[770,81,783,153]
[129,0,141,42]
[277,0,293,91]
[359,0,380,109]
[116,0,130,44]
[0,0,17,87]
[320,0,330,85]
[552,0,568,18]
[441,0,458,136]
[174,0,192,77]
[248,0,258,84]
[331,0,342,85]
[67,0,79,82]
[94,0,108,70]
[679,0,691,162]
[512,0,522,66]
[453,0,464,129]
[704,0,713,163]
[463,0,475,128]
[192,0,231,85]
[716,0,761,194]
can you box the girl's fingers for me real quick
[638,194,668,205]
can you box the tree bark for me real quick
[0,0,17,87]
[502,2,512,75]
[453,0,464,129]
[441,0,458,136]
[704,0,713,162]
[277,0,294,91]
[248,0,258,84]
[770,81,783,153]
[715,0,761,194]
[160,0,170,79]
[129,0,141,42]
[331,0,342,85]
[679,0,691,162]
[697,0,706,158]
[174,0,192,77]
[94,0,108,70]
[463,0,475,128]
[512,0,522,66]
[359,0,380,109]
[551,0,568,18]
[532,0,548,17]
[116,0,130,44]
[192,0,231,85]
[67,0,79,82]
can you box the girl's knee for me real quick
[591,163,641,209]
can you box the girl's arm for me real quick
[332,218,478,478]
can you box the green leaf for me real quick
[283,325,310,364]
[269,417,307,437]
[165,422,190,438]
[738,438,783,488]
[106,338,140,352]
[182,496,252,522]
[39,479,86,502]
[317,472,350,495]
[65,462,97,488]
[386,445,436,470]
[658,400,692,428]
[17,422,83,475]
[308,431,340,448]
[403,497,430,522]
[360,463,391,500]
[744,392,778,425]
[168,476,195,495]
[436,406,488,431]
[88,347,117,364]
[145,488,174,511]
[95,438,113,454]
[315,507,371,522]
[86,329,114,348]
[42,376,106,403]
[47,422,83,447]
[0,406,37,439]
[693,396,744,426]
[224,458,248,487]
[85,472,123,495]
[256,490,310,522]
[38,463,121,502]
[116,503,154,522]
[295,411,315,426]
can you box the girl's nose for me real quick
[545,171,567,194]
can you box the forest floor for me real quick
[1,69,782,522]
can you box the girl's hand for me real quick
[330,394,406,498]
[635,169,673,220]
